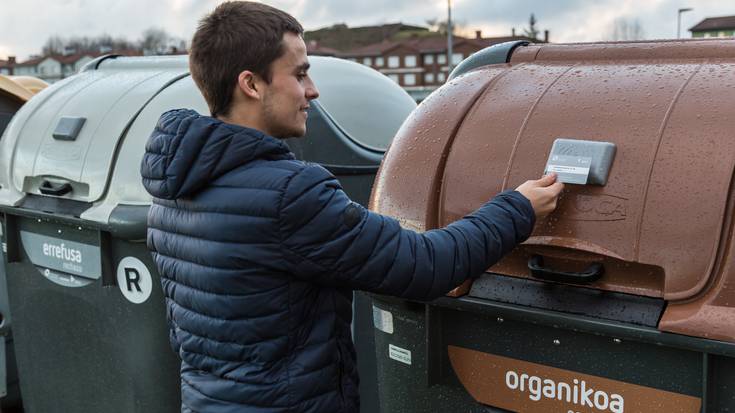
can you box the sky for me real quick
[0,0,732,61]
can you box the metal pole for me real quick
[447,0,453,74]
[678,7,693,39]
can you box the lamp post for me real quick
[447,0,453,73]
[678,7,693,39]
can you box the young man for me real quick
[141,2,563,412]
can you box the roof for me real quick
[306,41,340,56]
[0,74,34,102]
[690,15,735,32]
[305,23,429,52]
[16,50,145,67]
[341,35,540,57]
[15,55,48,67]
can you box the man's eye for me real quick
[297,73,307,80]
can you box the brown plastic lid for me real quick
[371,39,735,342]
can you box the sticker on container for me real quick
[42,267,93,288]
[545,154,592,185]
[117,257,153,304]
[20,230,102,280]
[389,344,412,365]
[372,305,394,334]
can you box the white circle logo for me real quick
[116,256,153,304]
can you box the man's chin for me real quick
[274,128,307,139]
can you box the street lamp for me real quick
[447,0,453,73]
[678,7,693,39]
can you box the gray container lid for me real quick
[0,55,415,227]
[0,56,189,208]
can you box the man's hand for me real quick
[515,173,564,219]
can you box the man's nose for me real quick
[306,78,319,100]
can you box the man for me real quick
[140,2,563,412]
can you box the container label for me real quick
[545,154,592,184]
[20,230,101,280]
[117,256,153,304]
[388,344,412,365]
[448,345,701,413]
[372,305,394,334]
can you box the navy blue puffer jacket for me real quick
[141,109,535,413]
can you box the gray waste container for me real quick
[0,55,414,412]
[0,75,47,412]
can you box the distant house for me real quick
[690,15,735,38]
[339,31,537,91]
[305,23,541,100]
[0,57,15,75]
[305,23,429,52]
[13,50,144,83]
[14,54,95,83]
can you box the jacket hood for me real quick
[141,109,294,199]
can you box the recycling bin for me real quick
[0,75,46,139]
[370,39,735,413]
[0,74,47,411]
[0,54,414,412]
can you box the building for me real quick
[306,23,542,100]
[690,15,735,38]
[341,32,537,90]
[306,23,429,52]
[0,57,16,75]
[11,50,144,83]
[13,54,96,83]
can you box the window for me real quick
[425,72,435,83]
[437,72,446,82]
[388,56,400,68]
[362,57,372,66]
[437,54,447,64]
[404,73,416,85]
[424,54,434,65]
[388,74,400,84]
[404,55,417,67]
[452,53,463,65]
[375,57,384,67]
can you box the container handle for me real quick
[39,180,72,196]
[528,255,604,284]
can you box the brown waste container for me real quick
[370,39,735,413]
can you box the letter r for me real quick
[124,268,142,292]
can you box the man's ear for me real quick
[237,70,261,100]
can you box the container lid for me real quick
[1,56,189,206]
[0,75,35,102]
[308,57,415,151]
[374,40,735,302]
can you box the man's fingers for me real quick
[535,173,557,187]
[548,182,564,196]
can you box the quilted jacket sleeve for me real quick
[279,164,535,300]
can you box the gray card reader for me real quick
[544,138,616,185]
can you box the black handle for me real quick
[39,180,72,196]
[528,255,604,284]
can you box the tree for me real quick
[140,27,171,55]
[608,18,646,41]
[425,18,466,35]
[523,13,539,40]
[42,36,65,55]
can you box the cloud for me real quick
[0,0,731,60]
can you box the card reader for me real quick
[544,138,616,185]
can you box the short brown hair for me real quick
[189,1,303,117]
